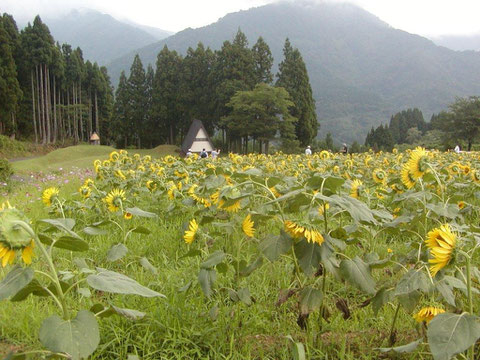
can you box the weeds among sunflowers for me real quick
[2,147,480,359]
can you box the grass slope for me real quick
[11,145,179,174]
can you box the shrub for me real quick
[0,158,13,183]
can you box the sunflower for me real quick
[0,204,35,267]
[114,169,126,180]
[426,224,456,277]
[471,169,480,183]
[318,203,330,217]
[219,199,242,213]
[350,179,363,199]
[42,187,59,207]
[84,178,94,187]
[406,147,429,179]
[104,189,126,213]
[79,185,91,199]
[242,214,255,237]
[164,155,175,166]
[319,150,330,160]
[146,180,157,192]
[401,164,416,189]
[413,307,445,324]
[458,201,466,209]
[124,212,133,220]
[109,151,120,162]
[463,164,471,176]
[372,168,387,185]
[284,220,324,245]
[183,219,198,244]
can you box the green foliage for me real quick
[365,124,394,151]
[0,158,13,183]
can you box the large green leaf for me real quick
[39,218,81,239]
[286,335,306,360]
[90,304,146,321]
[200,250,226,269]
[198,268,216,298]
[106,243,128,262]
[339,256,376,294]
[83,226,107,236]
[427,313,480,360]
[394,269,431,296]
[238,257,263,277]
[38,234,89,252]
[294,239,322,276]
[322,195,377,224]
[139,257,158,275]
[378,338,423,353]
[259,231,292,262]
[87,268,165,298]
[371,287,394,315]
[39,310,99,360]
[299,287,323,315]
[125,207,157,218]
[0,265,34,300]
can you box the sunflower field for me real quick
[2,148,480,359]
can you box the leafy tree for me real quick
[389,108,427,144]
[276,38,317,146]
[112,71,129,146]
[127,54,147,147]
[223,83,297,153]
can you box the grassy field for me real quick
[1,148,479,359]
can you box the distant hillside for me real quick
[44,9,171,65]
[122,19,174,40]
[432,34,480,52]
[107,2,480,143]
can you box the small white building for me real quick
[181,119,214,155]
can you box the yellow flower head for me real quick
[124,212,133,220]
[406,147,429,179]
[426,224,456,277]
[79,185,91,199]
[104,189,126,213]
[146,180,157,192]
[318,203,330,217]
[0,205,34,267]
[109,151,120,162]
[413,307,445,324]
[84,178,94,187]
[183,219,198,244]
[458,201,466,209]
[401,164,416,189]
[219,199,242,213]
[350,179,363,199]
[471,169,480,184]
[42,187,59,207]
[284,220,324,245]
[319,150,330,160]
[242,214,255,237]
[372,168,387,185]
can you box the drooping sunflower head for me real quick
[350,179,363,199]
[218,199,242,213]
[471,169,480,183]
[406,147,429,179]
[319,150,330,160]
[109,151,120,162]
[104,189,126,213]
[284,220,324,245]
[183,219,199,244]
[42,187,59,207]
[318,203,330,217]
[426,224,456,277]
[0,205,34,267]
[84,178,94,187]
[146,180,157,192]
[242,214,255,237]
[413,306,445,324]
[401,164,416,189]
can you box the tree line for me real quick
[112,30,318,152]
[0,14,114,145]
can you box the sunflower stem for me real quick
[389,303,401,346]
[466,256,475,360]
[14,220,70,320]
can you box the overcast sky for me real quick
[1,0,479,37]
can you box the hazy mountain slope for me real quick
[107,2,480,143]
[45,9,169,65]
[432,34,480,52]
[121,19,174,40]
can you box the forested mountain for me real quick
[107,1,480,143]
[42,9,171,65]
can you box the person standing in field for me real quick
[305,145,312,155]
[211,149,220,159]
[200,148,208,158]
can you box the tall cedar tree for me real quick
[252,37,273,84]
[276,38,317,147]
[152,46,183,145]
[127,54,147,148]
[0,16,22,135]
[112,71,130,147]
[142,64,155,147]
[180,43,216,134]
